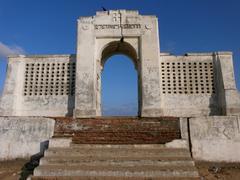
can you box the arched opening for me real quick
[99,40,140,116]
[101,55,138,116]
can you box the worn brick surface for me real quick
[53,117,181,144]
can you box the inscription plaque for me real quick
[95,24,141,30]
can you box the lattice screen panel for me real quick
[160,61,215,94]
[24,62,76,96]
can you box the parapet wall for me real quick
[189,116,240,162]
[0,52,239,117]
[0,116,54,160]
[0,55,76,117]
[159,52,240,117]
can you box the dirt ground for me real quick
[0,158,38,180]
[0,159,240,180]
[195,161,240,180]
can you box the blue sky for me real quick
[0,0,239,115]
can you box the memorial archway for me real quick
[74,10,162,118]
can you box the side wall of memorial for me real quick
[0,55,76,117]
[159,52,240,117]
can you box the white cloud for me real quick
[0,42,25,59]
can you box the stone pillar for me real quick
[74,17,98,118]
[0,55,25,116]
[140,16,162,117]
[215,52,240,115]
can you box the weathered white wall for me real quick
[0,117,55,160]
[159,53,218,117]
[0,55,75,117]
[189,116,240,162]
[159,52,240,117]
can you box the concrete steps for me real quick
[30,117,199,179]
[31,143,199,179]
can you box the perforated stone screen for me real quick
[24,62,76,96]
[160,61,215,94]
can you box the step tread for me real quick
[45,152,190,158]
[45,152,189,156]
[31,177,200,180]
[47,145,189,153]
[40,158,195,166]
[41,155,193,161]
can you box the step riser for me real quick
[40,159,195,166]
[45,148,189,156]
[45,153,190,158]
[69,144,168,149]
[40,155,192,162]
[31,177,200,180]
[72,141,178,144]
[49,146,187,150]
[45,149,189,156]
[34,169,199,178]
[40,156,191,162]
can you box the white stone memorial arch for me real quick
[74,10,162,118]
[1,9,239,119]
[1,9,240,163]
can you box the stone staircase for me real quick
[29,117,200,179]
